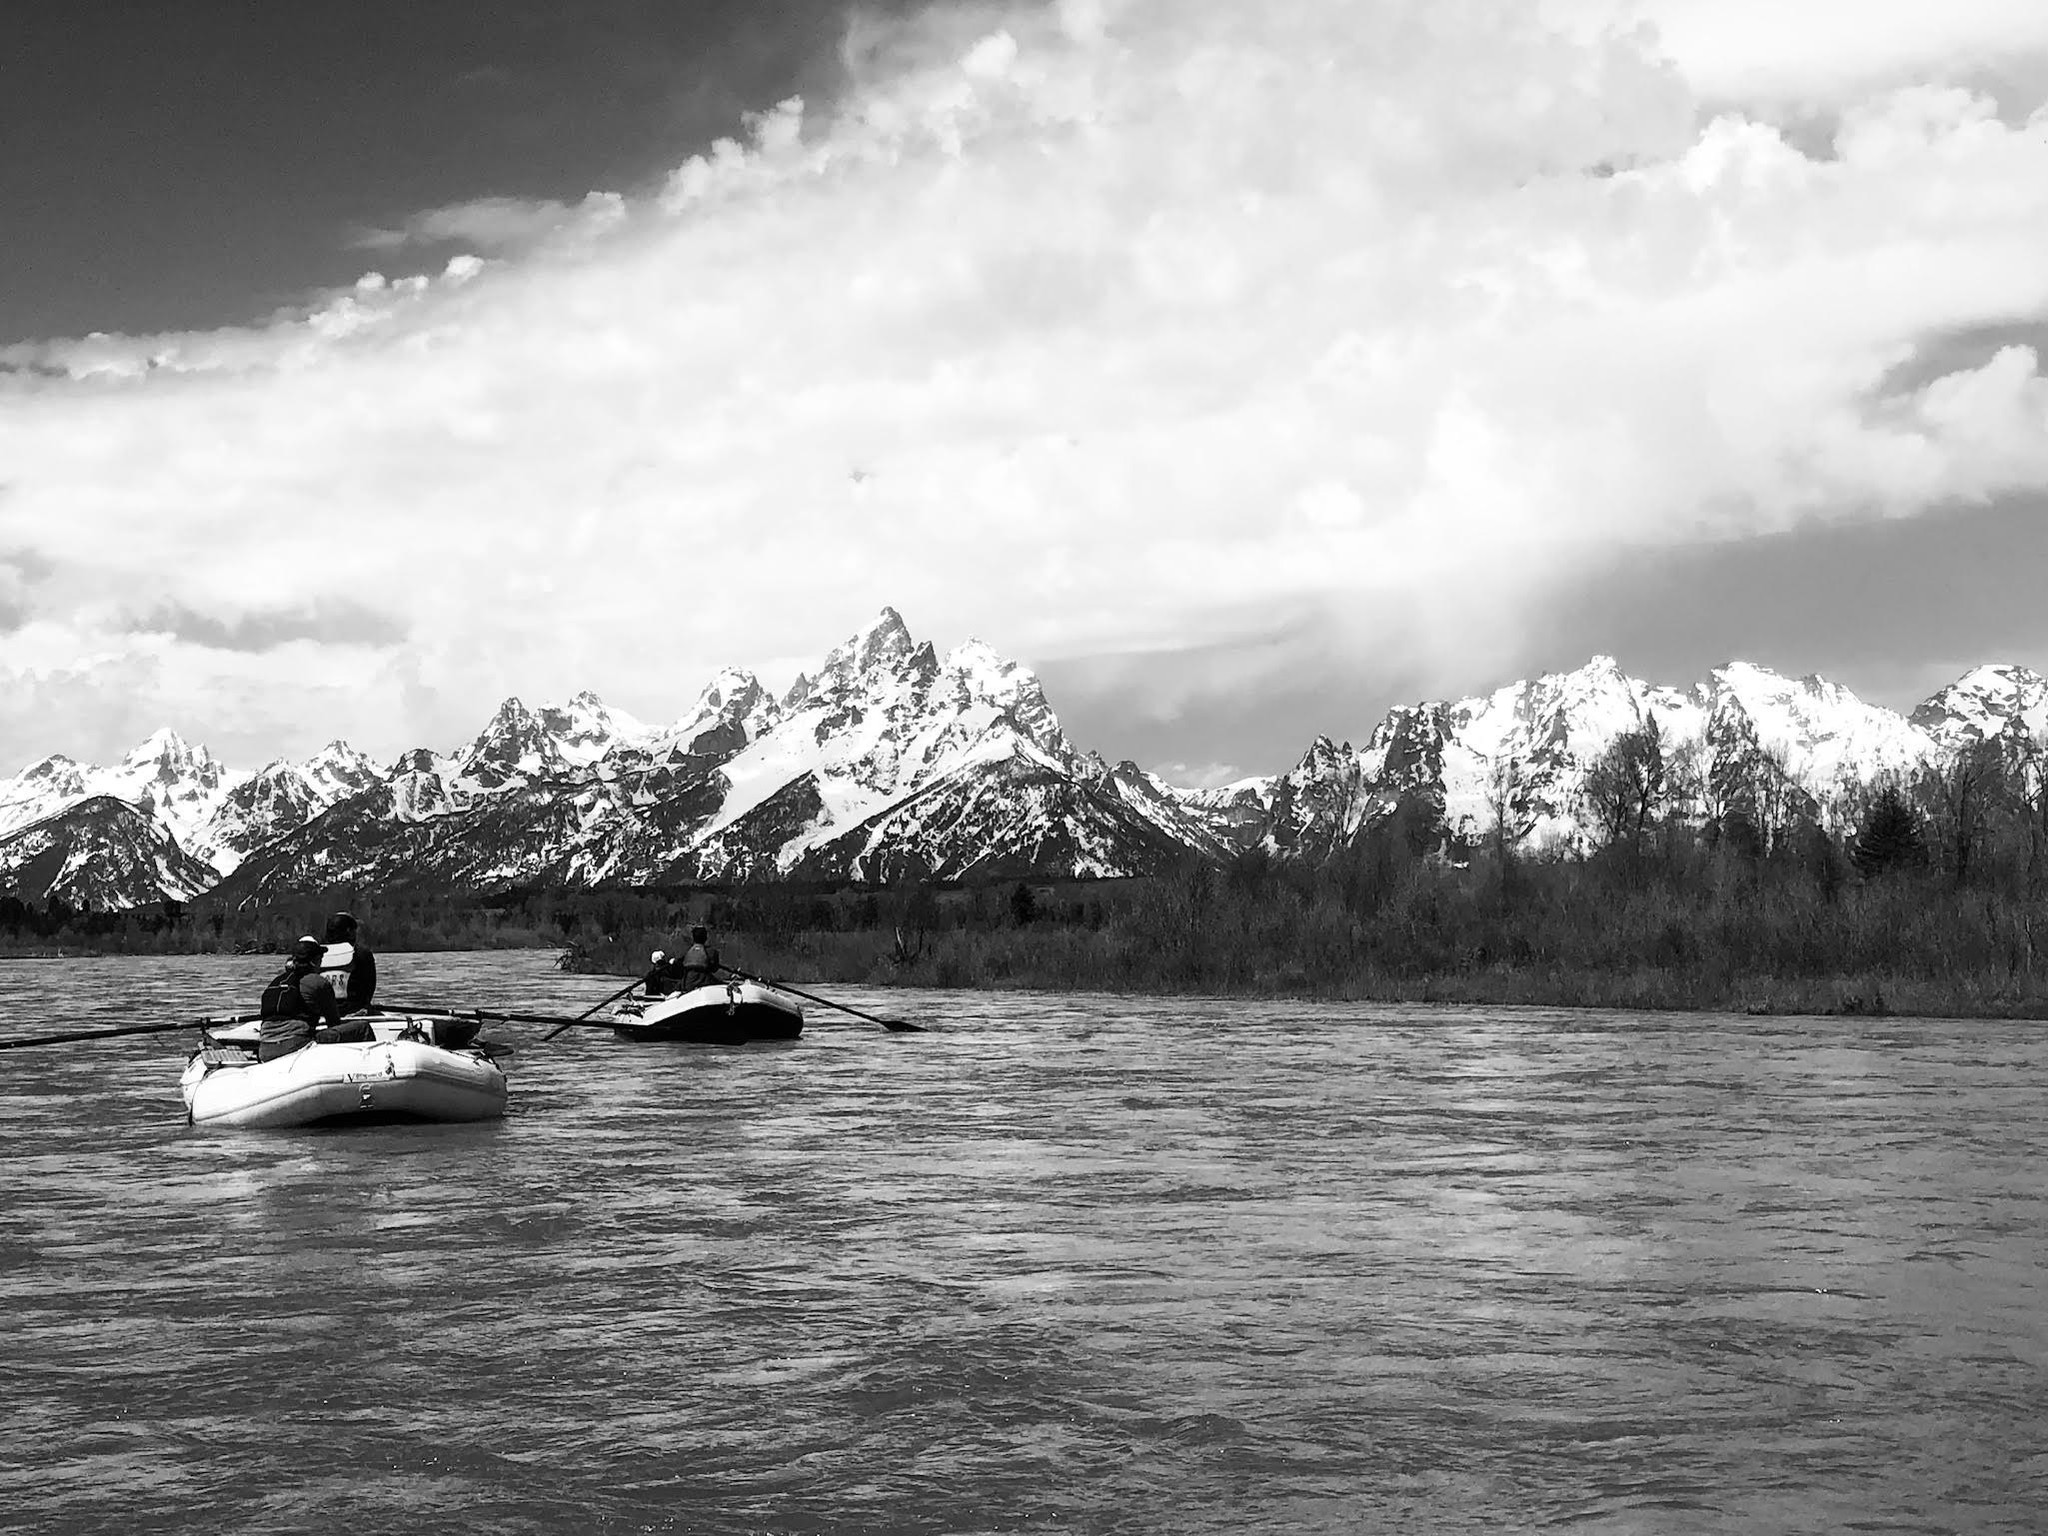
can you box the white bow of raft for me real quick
[183,1015,509,1130]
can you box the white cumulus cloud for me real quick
[2,0,2047,769]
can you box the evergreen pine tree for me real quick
[1850,784,1925,879]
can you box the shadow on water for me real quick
[2,953,2046,1532]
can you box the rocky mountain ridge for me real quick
[2,611,2043,908]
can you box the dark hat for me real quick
[690,924,708,942]
[325,911,358,940]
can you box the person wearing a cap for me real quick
[258,936,345,1061]
[641,948,679,997]
[257,932,379,1061]
[319,911,378,1015]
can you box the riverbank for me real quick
[16,848,2048,1021]
[565,854,2048,1022]
[567,927,2048,1022]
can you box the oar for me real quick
[540,975,659,1041]
[721,969,926,1033]
[381,978,643,1043]
[381,1002,617,1034]
[0,1012,264,1052]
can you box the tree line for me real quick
[9,720,2048,1016]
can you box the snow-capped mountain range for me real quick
[2,608,2044,908]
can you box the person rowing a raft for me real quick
[258,936,376,1062]
[641,949,678,997]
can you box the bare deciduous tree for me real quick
[1920,738,2010,888]
[1583,716,1668,848]
[1484,753,1539,869]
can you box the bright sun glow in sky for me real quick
[2,0,2047,782]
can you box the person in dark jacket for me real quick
[258,937,340,1061]
[258,935,375,1061]
[677,925,722,991]
[641,949,677,997]
[321,911,377,1015]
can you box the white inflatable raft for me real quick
[183,1017,508,1129]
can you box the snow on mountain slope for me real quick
[1704,663,1931,799]
[447,690,659,793]
[1253,656,1952,857]
[1179,775,1278,855]
[1087,756,1233,862]
[19,628,2048,910]
[787,737,1196,883]
[1435,659,1703,849]
[0,730,243,851]
[538,690,651,765]
[186,742,387,875]
[206,609,1188,896]
[695,610,1081,866]
[1911,664,2048,750]
[0,755,90,838]
[0,796,220,907]
[100,729,245,851]
[643,669,781,762]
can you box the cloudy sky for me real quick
[3,0,2046,786]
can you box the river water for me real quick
[1,952,2044,1534]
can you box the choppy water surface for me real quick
[2,953,2045,1534]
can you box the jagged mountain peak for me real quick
[936,641,1069,758]
[779,611,924,711]
[0,794,219,906]
[1709,660,1835,700]
[1294,734,1353,775]
[1912,663,2048,748]
[306,738,376,769]
[943,638,1032,697]
[815,608,920,688]
[687,667,768,717]
[537,691,648,765]
[479,696,539,730]
[659,667,781,760]
[119,726,224,783]
[124,725,192,758]
[300,740,383,798]
[17,753,81,783]
[452,696,567,790]
[30,624,2048,909]
[455,691,652,776]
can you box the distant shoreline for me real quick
[15,847,2048,1026]
[9,936,2047,1021]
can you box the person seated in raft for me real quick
[258,936,377,1061]
[677,925,722,991]
[319,910,377,1015]
[642,949,677,998]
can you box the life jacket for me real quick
[679,943,720,989]
[260,965,309,1021]
[319,942,357,1003]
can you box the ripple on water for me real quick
[2,957,2046,1533]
